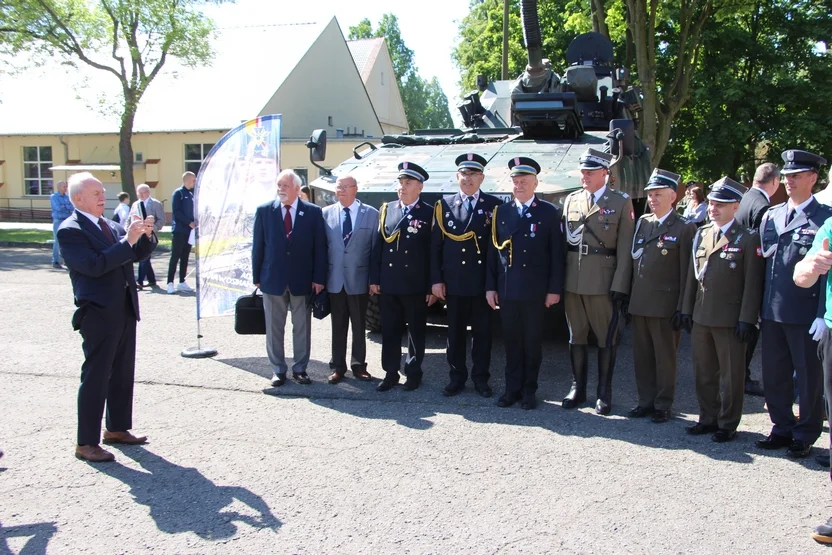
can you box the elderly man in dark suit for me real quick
[132,183,166,289]
[253,169,327,387]
[486,157,565,410]
[735,162,781,396]
[322,175,379,384]
[57,172,157,463]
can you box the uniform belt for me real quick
[567,244,616,256]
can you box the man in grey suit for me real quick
[132,183,166,289]
[323,176,379,384]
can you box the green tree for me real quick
[663,0,832,182]
[0,0,225,200]
[349,14,452,131]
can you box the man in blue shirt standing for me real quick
[167,172,196,294]
[50,180,73,268]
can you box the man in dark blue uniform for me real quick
[486,157,565,409]
[371,161,437,392]
[431,153,502,398]
[756,149,831,458]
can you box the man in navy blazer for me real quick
[57,172,157,463]
[252,169,327,386]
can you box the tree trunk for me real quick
[591,0,609,39]
[626,0,657,161]
[119,96,137,203]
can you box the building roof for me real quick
[347,38,384,83]
[0,20,331,135]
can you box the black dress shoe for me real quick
[686,422,718,435]
[627,405,655,418]
[442,383,464,397]
[816,451,830,468]
[402,379,421,391]
[786,439,813,459]
[651,409,670,423]
[292,372,312,385]
[376,378,398,392]
[813,517,832,544]
[744,378,765,397]
[271,374,286,387]
[474,384,493,398]
[595,399,611,416]
[711,429,736,443]
[521,396,537,410]
[497,393,519,408]
[755,433,792,450]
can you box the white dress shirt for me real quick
[280,197,299,227]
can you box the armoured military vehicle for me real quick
[305,0,653,330]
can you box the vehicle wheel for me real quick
[366,294,381,332]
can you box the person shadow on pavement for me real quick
[98,448,281,540]
[0,521,57,555]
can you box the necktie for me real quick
[786,209,795,225]
[98,218,115,245]
[716,229,723,242]
[283,205,292,237]
[466,195,475,213]
[342,207,352,246]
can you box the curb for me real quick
[0,241,171,252]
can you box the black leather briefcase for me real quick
[235,289,266,335]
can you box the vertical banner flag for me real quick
[194,114,281,319]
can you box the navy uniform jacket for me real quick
[486,196,565,301]
[759,199,832,324]
[171,185,195,234]
[252,199,327,296]
[431,191,502,296]
[58,211,157,323]
[373,199,433,295]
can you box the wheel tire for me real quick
[365,294,381,332]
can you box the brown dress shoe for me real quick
[352,368,373,381]
[328,371,344,385]
[102,431,148,445]
[75,445,115,463]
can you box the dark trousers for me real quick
[380,293,427,380]
[329,289,369,374]
[446,294,492,387]
[137,259,156,285]
[745,328,758,382]
[500,299,545,397]
[167,232,191,284]
[818,325,832,474]
[631,315,680,410]
[761,319,824,443]
[77,291,137,446]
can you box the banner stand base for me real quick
[181,346,218,359]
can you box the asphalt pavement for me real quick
[1,247,831,554]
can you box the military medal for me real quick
[530,223,537,237]
[407,226,416,233]
[720,252,727,258]
[793,233,800,240]
[661,249,668,255]
[729,262,737,269]
[800,247,808,255]
[598,216,604,221]
[657,241,664,248]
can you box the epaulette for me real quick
[612,189,630,199]
[638,213,652,221]
[770,201,787,211]
[677,214,690,223]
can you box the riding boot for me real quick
[596,346,617,415]
[562,344,588,409]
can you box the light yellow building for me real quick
[348,38,408,136]
[0,17,398,220]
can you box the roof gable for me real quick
[347,38,384,83]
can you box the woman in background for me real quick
[683,186,707,224]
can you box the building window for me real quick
[328,116,333,127]
[381,71,385,86]
[184,143,215,175]
[23,146,53,196]
[294,168,308,185]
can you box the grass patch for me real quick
[0,228,173,249]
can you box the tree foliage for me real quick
[663,0,832,183]
[0,0,224,199]
[349,14,452,131]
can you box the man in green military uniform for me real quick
[682,177,765,442]
[627,169,697,423]
[561,148,636,415]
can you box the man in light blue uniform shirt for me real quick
[50,180,73,268]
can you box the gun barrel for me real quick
[520,0,544,70]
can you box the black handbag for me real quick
[310,289,330,320]
[235,288,266,335]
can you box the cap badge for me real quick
[787,151,794,161]
[514,157,520,165]
[403,162,409,169]
[467,154,473,161]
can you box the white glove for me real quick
[809,318,826,342]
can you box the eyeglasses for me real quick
[335,184,356,190]
[458,170,482,177]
